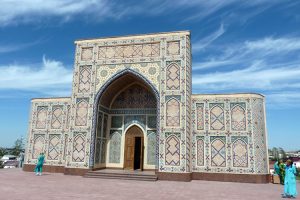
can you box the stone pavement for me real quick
[0,169,298,200]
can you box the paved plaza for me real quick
[0,169,298,200]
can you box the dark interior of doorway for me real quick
[134,137,142,170]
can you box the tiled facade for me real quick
[191,94,269,174]
[24,31,269,181]
[26,98,71,166]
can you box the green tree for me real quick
[278,147,287,159]
[11,136,25,156]
[272,147,279,160]
[0,148,7,168]
[0,147,7,157]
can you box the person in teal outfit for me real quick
[282,160,298,198]
[274,160,280,175]
[34,152,45,176]
[279,160,286,185]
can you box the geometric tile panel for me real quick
[191,96,268,174]
[95,62,160,92]
[111,116,123,128]
[75,98,89,126]
[100,139,107,164]
[66,105,70,129]
[166,62,180,90]
[51,106,63,129]
[36,106,48,129]
[196,136,204,166]
[81,47,93,61]
[210,104,225,130]
[124,115,146,130]
[96,113,103,137]
[32,134,45,159]
[95,138,107,165]
[147,131,156,165]
[252,98,268,173]
[95,138,101,164]
[231,103,246,131]
[109,131,122,163]
[102,115,108,138]
[147,116,156,129]
[196,103,204,130]
[98,43,160,59]
[48,134,61,160]
[72,133,86,162]
[111,84,156,109]
[165,134,180,166]
[63,134,68,160]
[166,98,180,127]
[211,136,226,167]
[232,137,248,168]
[78,66,92,93]
[167,41,180,56]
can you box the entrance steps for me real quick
[84,169,158,181]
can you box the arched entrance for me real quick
[90,69,159,171]
[124,125,144,170]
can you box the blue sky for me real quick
[0,0,299,150]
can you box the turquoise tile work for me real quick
[147,116,156,129]
[147,130,156,165]
[109,130,122,163]
[111,116,123,128]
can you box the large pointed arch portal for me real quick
[90,69,160,170]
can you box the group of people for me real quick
[274,159,298,198]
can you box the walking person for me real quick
[34,152,45,176]
[18,152,24,168]
[282,160,298,198]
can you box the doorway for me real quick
[124,126,144,170]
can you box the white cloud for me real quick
[192,36,300,108]
[0,0,114,26]
[178,0,286,22]
[193,24,225,52]
[0,56,72,96]
[193,36,300,70]
[0,0,289,26]
[0,40,42,53]
[267,92,300,108]
[193,62,300,90]
[192,60,237,70]
[245,37,300,53]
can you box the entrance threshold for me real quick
[84,169,157,181]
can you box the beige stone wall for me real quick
[25,98,71,166]
[191,94,269,174]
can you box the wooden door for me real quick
[124,133,135,169]
[124,126,144,170]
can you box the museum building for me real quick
[23,31,269,182]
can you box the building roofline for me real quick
[192,93,265,98]
[74,30,190,44]
[31,97,71,101]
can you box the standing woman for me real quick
[34,152,45,176]
[274,160,280,175]
[282,160,298,198]
[279,160,286,185]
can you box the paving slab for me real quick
[0,169,299,200]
